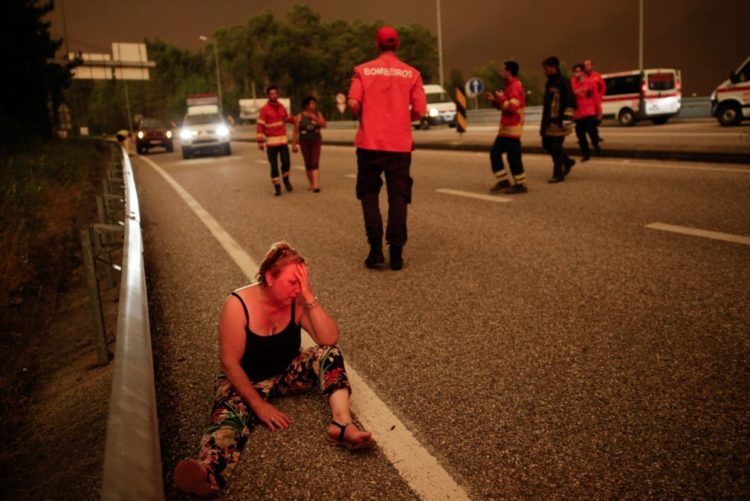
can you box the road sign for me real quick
[464,78,485,98]
[336,92,347,114]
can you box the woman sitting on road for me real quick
[174,242,375,497]
[292,96,327,192]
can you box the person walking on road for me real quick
[584,58,606,143]
[174,242,375,497]
[257,86,296,196]
[347,25,427,271]
[485,60,528,194]
[540,56,577,183]
[571,63,601,161]
[291,96,327,193]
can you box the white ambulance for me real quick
[601,68,682,126]
[710,55,750,126]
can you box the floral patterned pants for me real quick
[195,345,351,487]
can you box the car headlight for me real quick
[179,128,193,140]
[429,107,439,118]
[216,125,230,138]
[137,131,144,139]
[166,130,172,139]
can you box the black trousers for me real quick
[574,116,600,156]
[267,145,290,181]
[542,136,572,178]
[356,148,412,247]
[490,136,525,178]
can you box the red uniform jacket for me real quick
[588,70,606,116]
[571,75,597,119]
[348,51,427,153]
[257,102,293,147]
[493,76,525,138]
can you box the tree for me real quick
[1,0,73,143]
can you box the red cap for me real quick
[376,25,399,47]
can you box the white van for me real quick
[412,84,456,129]
[601,68,682,126]
[710,55,750,126]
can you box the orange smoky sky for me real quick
[49,0,749,96]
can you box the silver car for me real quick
[179,113,232,159]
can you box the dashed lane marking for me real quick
[437,188,512,203]
[139,155,471,501]
[253,159,304,170]
[646,222,750,246]
[593,158,750,174]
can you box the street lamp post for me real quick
[436,0,444,88]
[199,35,223,110]
[638,0,644,73]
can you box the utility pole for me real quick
[436,0,445,87]
[199,35,223,111]
[638,0,644,73]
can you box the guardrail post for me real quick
[95,196,115,288]
[80,226,110,365]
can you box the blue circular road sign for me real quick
[465,77,485,97]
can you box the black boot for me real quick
[389,245,403,271]
[490,179,511,193]
[364,239,385,269]
[273,184,282,196]
[283,176,293,192]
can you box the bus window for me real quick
[648,73,675,91]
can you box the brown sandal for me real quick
[174,459,220,498]
[326,420,376,451]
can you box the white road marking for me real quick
[437,188,512,203]
[646,222,750,246]
[345,174,357,179]
[254,159,305,170]
[139,155,470,501]
[593,158,750,174]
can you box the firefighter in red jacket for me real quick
[571,63,602,161]
[584,59,606,121]
[257,86,296,196]
[347,25,427,271]
[484,60,528,194]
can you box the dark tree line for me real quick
[1,0,74,144]
[67,5,439,133]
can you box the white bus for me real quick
[710,55,750,126]
[601,68,682,126]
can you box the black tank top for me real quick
[231,292,301,382]
[298,113,322,141]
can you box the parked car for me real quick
[711,55,750,126]
[179,112,232,159]
[412,84,457,129]
[601,68,682,126]
[136,118,174,154]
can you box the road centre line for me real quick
[592,158,750,174]
[646,222,750,246]
[253,159,305,170]
[437,188,512,203]
[139,155,470,500]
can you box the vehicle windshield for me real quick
[184,114,223,125]
[426,92,450,104]
[648,73,675,91]
[140,119,169,129]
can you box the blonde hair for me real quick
[256,242,305,285]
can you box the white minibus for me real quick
[601,68,682,126]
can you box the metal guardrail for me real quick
[101,145,164,500]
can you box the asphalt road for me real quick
[233,119,750,160]
[135,140,750,498]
